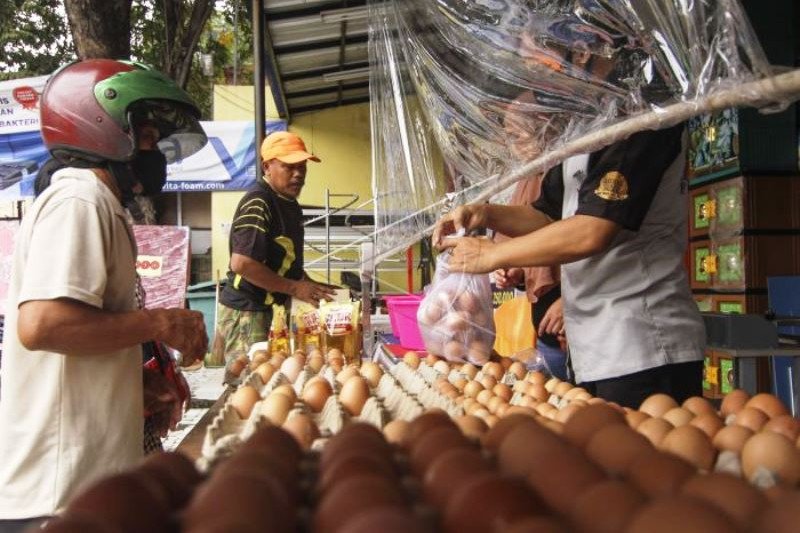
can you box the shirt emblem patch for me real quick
[594,171,629,201]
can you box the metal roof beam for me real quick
[273,34,368,55]
[281,60,370,81]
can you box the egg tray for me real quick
[376,374,425,421]
[390,364,462,417]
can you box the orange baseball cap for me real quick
[260,131,321,164]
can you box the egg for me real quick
[741,431,800,486]
[636,417,674,447]
[317,453,396,496]
[259,392,293,425]
[253,362,275,385]
[625,496,738,533]
[476,389,494,406]
[639,393,678,418]
[681,472,767,529]
[272,383,297,403]
[139,451,202,509]
[754,492,800,533]
[660,425,716,471]
[282,413,319,450]
[746,393,789,419]
[712,424,754,453]
[454,415,489,440]
[339,375,370,416]
[526,382,550,402]
[562,403,626,449]
[240,425,303,464]
[763,414,800,441]
[359,361,384,388]
[568,479,645,533]
[733,406,769,432]
[661,407,694,427]
[544,377,561,393]
[720,389,750,418]
[335,365,360,386]
[554,402,585,424]
[409,425,471,475]
[482,414,539,453]
[689,412,724,439]
[423,447,491,508]
[553,381,573,398]
[228,356,248,379]
[230,385,261,419]
[336,507,425,533]
[382,419,411,448]
[307,355,324,373]
[626,410,651,429]
[467,340,491,366]
[301,377,333,413]
[249,350,269,369]
[320,424,392,470]
[327,348,344,361]
[483,361,504,381]
[682,396,716,417]
[463,380,484,399]
[313,475,406,533]
[527,371,547,385]
[585,423,653,476]
[443,473,547,533]
[443,311,469,333]
[433,359,451,374]
[624,449,696,498]
[493,383,513,402]
[479,375,498,391]
[508,361,527,380]
[403,351,420,369]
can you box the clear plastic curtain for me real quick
[369,0,784,258]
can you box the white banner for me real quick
[0,76,49,135]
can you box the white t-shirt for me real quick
[0,168,143,518]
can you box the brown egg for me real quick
[476,388,494,406]
[526,382,550,402]
[562,387,588,402]
[624,450,696,498]
[249,350,269,370]
[554,402,585,424]
[423,447,491,508]
[460,363,478,380]
[253,362,275,385]
[482,414,540,453]
[562,403,626,449]
[712,424,753,453]
[382,419,411,448]
[301,377,333,413]
[228,357,248,379]
[268,352,286,369]
[626,410,651,429]
[639,393,678,418]
[553,381,573,398]
[272,384,297,403]
[313,475,406,533]
[524,445,607,515]
[240,425,303,464]
[508,361,527,380]
[463,380,484,399]
[336,507,425,533]
[527,371,546,385]
[335,365,360,386]
[454,415,489,440]
[681,396,716,416]
[320,424,392,469]
[662,407,694,427]
[636,417,674,447]
[535,402,558,419]
[741,431,800,486]
[139,451,202,509]
[720,389,750,418]
[625,496,738,533]
[568,479,645,533]
[585,424,653,476]
[230,385,261,419]
[734,406,769,432]
[360,361,384,388]
[661,425,716,471]
[681,472,767,529]
[409,426,471,475]
[483,361,504,381]
[746,393,790,419]
[487,395,505,414]
[755,492,800,533]
[497,420,563,476]
[763,415,800,441]
[307,355,324,373]
[339,375,370,416]
[212,449,296,496]
[327,348,344,361]
[317,453,396,495]
[443,473,546,533]
[504,517,571,533]
[282,413,319,450]
[259,392,293,425]
[480,375,498,390]
[689,412,724,439]
[33,515,120,533]
[433,359,451,374]
[520,395,540,410]
[403,351,420,369]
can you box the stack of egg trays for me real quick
[390,361,462,417]
[375,373,425,421]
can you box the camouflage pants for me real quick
[211,304,271,382]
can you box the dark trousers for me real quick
[580,360,704,410]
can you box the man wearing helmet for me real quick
[0,59,208,528]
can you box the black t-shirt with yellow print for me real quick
[220,179,304,311]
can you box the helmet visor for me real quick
[129,99,208,164]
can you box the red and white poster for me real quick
[133,225,190,311]
[0,220,20,316]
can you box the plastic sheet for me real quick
[368,0,797,257]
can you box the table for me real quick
[175,387,231,460]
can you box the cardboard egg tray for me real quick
[390,363,463,417]
[375,373,425,421]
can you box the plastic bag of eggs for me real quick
[417,253,495,365]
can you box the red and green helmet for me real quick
[40,59,207,164]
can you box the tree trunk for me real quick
[64,0,133,59]
[165,0,215,88]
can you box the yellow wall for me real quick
[210,86,420,293]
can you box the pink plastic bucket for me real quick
[384,294,425,350]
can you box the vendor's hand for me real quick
[153,309,208,366]
[539,297,564,337]
[292,279,337,307]
[494,268,524,289]
[143,367,181,436]
[433,204,489,250]
[440,236,497,274]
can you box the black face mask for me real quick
[130,149,168,195]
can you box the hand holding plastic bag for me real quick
[417,252,496,365]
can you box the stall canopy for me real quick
[0,75,287,202]
[366,0,800,259]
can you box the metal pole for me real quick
[176,192,183,226]
[325,188,331,284]
[233,0,239,85]
[252,0,266,182]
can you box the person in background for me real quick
[0,59,209,533]
[434,123,705,409]
[212,132,336,382]
[494,92,568,379]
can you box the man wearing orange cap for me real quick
[212,132,336,379]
